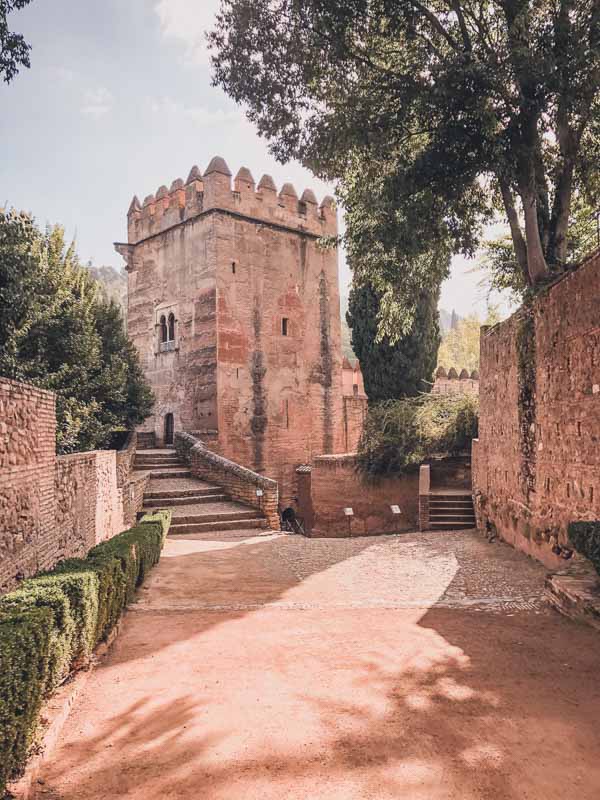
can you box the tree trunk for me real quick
[521,187,550,284]
[498,177,529,282]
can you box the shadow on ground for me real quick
[35,530,600,800]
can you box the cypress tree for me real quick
[347,282,441,402]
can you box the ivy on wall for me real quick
[516,301,537,504]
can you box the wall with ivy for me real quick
[472,251,600,568]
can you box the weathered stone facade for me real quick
[0,379,145,593]
[473,250,600,568]
[117,157,359,503]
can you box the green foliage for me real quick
[437,307,501,373]
[568,522,600,577]
[211,0,600,320]
[357,393,479,478]
[347,282,440,400]
[0,0,33,84]
[0,511,171,792]
[0,210,154,453]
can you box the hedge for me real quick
[0,511,171,793]
[568,521,600,577]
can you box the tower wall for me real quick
[116,158,345,503]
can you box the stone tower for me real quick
[115,156,346,502]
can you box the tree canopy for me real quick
[348,281,441,401]
[437,306,501,371]
[210,0,600,328]
[1,0,33,83]
[0,210,154,453]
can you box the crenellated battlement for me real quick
[125,155,337,245]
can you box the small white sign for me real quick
[343,507,354,516]
[256,489,264,497]
[390,505,402,515]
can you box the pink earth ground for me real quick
[35,529,600,800]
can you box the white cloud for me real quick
[155,0,219,65]
[150,96,240,127]
[81,87,113,117]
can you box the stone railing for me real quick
[175,432,280,529]
[418,464,431,531]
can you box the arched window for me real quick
[168,312,175,342]
[159,315,167,343]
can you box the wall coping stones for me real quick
[176,431,277,489]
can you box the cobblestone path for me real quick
[36,529,600,800]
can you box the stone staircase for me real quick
[134,447,269,535]
[428,490,476,531]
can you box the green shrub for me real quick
[568,522,600,577]
[0,510,171,793]
[0,609,52,793]
[357,393,479,478]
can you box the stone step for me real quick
[135,458,181,468]
[429,494,473,500]
[168,517,268,535]
[144,484,221,499]
[140,469,192,479]
[429,502,474,509]
[159,508,261,525]
[430,513,476,521]
[143,493,229,507]
[429,522,476,530]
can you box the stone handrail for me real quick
[175,432,279,529]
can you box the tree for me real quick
[1,0,33,83]
[481,195,600,302]
[210,0,600,324]
[437,307,501,371]
[347,281,441,401]
[0,210,154,453]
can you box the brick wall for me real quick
[0,379,57,589]
[298,453,419,537]
[473,251,600,568]
[0,379,146,593]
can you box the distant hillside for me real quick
[87,265,127,319]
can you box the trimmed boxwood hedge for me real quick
[568,521,600,577]
[0,511,171,793]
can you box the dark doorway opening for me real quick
[164,413,174,446]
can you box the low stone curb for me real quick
[545,562,600,632]
[6,619,123,799]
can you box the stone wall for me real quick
[473,251,600,568]
[0,379,145,593]
[55,451,124,560]
[298,454,419,537]
[0,379,57,589]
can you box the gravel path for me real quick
[35,529,600,800]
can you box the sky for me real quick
[1,0,510,318]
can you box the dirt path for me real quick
[36,530,600,800]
